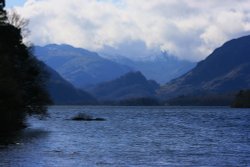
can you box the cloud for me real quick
[15,0,250,61]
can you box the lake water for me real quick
[0,106,249,167]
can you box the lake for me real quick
[0,106,249,166]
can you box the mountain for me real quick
[158,35,250,101]
[42,63,97,105]
[100,52,195,84]
[89,71,160,101]
[34,44,132,88]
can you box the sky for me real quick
[8,0,250,61]
[6,0,26,8]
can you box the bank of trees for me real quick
[231,90,250,108]
[0,6,51,132]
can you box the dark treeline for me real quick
[0,3,51,133]
[98,97,161,106]
[118,97,161,106]
[165,94,234,106]
[232,90,250,108]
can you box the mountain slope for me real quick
[34,44,132,88]
[158,35,250,99]
[89,71,160,101]
[42,63,97,105]
[101,52,195,84]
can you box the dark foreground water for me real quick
[0,106,249,167]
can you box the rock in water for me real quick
[71,113,106,121]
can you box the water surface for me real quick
[0,106,249,166]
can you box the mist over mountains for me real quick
[101,52,195,84]
[33,35,250,106]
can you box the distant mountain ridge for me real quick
[89,71,160,101]
[101,52,195,84]
[158,35,250,101]
[35,44,195,88]
[42,63,97,105]
[34,44,132,88]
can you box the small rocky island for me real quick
[71,113,106,121]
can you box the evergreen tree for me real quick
[231,90,250,108]
[0,2,51,132]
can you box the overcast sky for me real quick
[11,0,250,61]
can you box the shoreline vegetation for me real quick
[0,4,51,133]
[231,90,250,108]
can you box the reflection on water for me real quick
[0,128,48,147]
[0,106,249,167]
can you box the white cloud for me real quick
[15,0,250,61]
